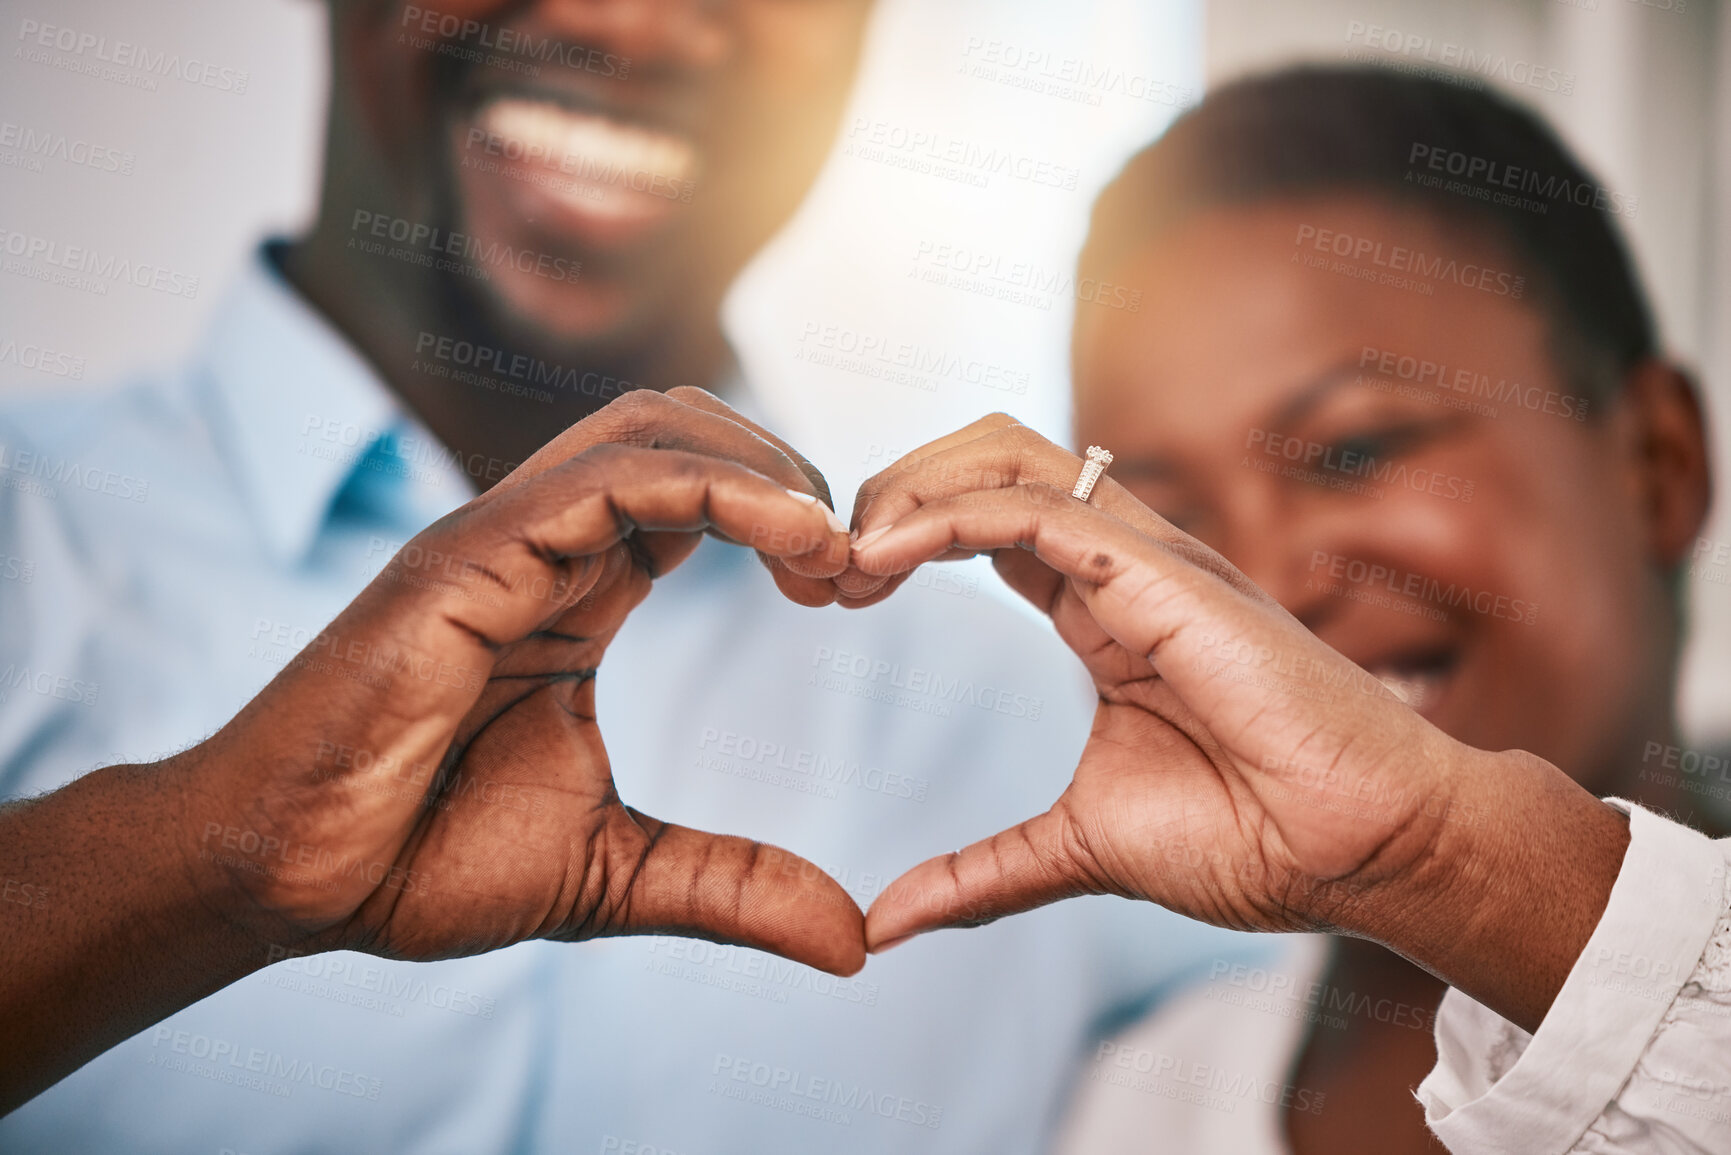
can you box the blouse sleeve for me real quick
[1416,800,1731,1154]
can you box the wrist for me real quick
[166,740,340,956]
[1351,744,1630,1032]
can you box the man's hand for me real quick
[1,388,861,1110]
[845,416,1629,1031]
[188,387,860,966]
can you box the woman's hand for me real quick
[846,415,1628,1031]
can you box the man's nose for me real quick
[531,0,730,71]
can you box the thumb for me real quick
[612,812,867,976]
[863,808,1097,952]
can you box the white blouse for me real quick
[1052,935,1330,1155]
[1418,800,1731,1153]
[1058,800,1731,1154]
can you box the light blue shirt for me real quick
[0,251,1262,1154]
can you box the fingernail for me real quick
[873,933,917,954]
[787,488,847,535]
[853,524,892,551]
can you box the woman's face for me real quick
[1073,196,1681,786]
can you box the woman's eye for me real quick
[1328,432,1392,459]
[1320,421,1438,461]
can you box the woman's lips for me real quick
[464,96,699,248]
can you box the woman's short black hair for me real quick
[1079,65,1656,404]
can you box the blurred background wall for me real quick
[4,0,1730,739]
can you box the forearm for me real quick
[1351,745,1631,1034]
[0,757,270,1113]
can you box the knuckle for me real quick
[663,384,717,407]
[1001,422,1044,453]
[601,388,669,435]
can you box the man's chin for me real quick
[437,267,692,390]
[485,271,636,348]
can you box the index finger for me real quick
[850,482,1285,668]
[491,390,821,508]
[666,386,834,509]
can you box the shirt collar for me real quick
[197,245,465,564]
[197,246,767,564]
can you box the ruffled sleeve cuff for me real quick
[1416,800,1725,1154]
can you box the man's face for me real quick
[1074,198,1670,787]
[330,0,870,356]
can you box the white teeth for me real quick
[479,97,696,190]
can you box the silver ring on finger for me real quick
[1071,446,1113,503]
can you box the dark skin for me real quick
[1064,196,1716,1155]
[2,216,1659,1126]
[283,0,873,483]
[0,388,862,1113]
[3,1,885,1102]
[0,5,1688,1128]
